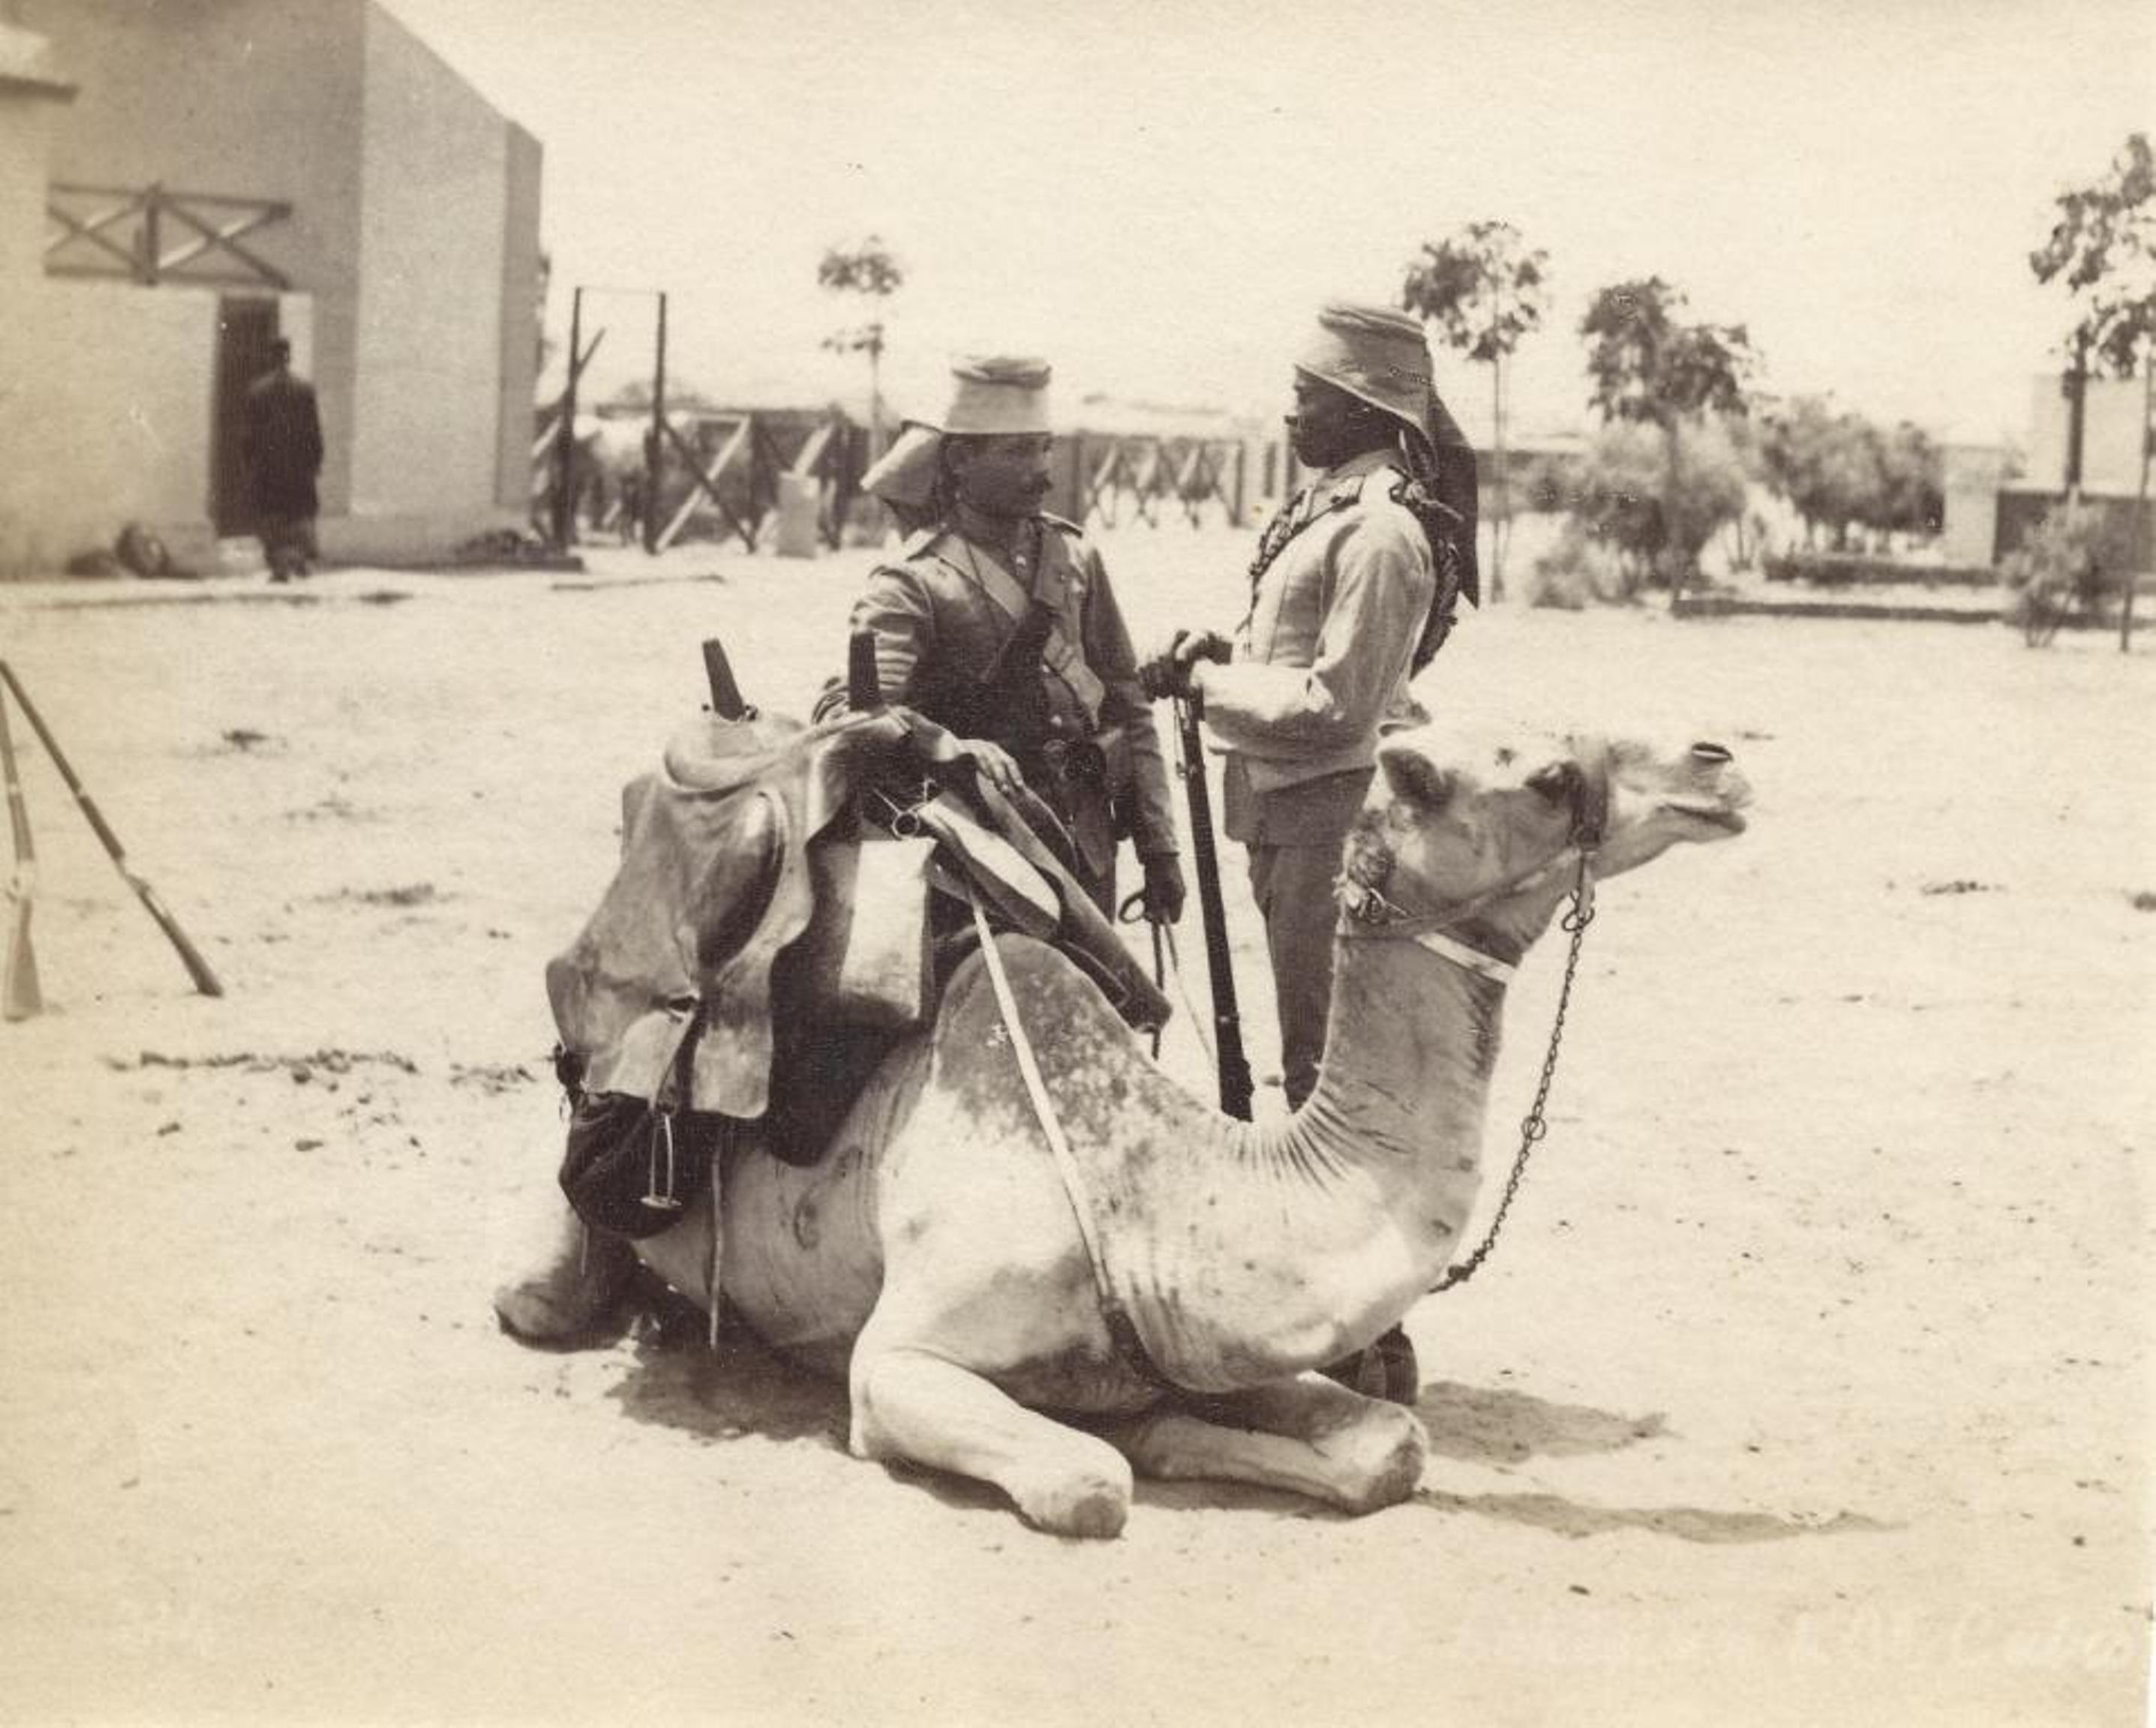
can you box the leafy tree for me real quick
[1547,416,1749,597]
[2031,133,2156,384]
[1872,422,1944,541]
[818,236,905,457]
[1400,220,1550,599]
[1578,279,1757,601]
[1581,277,1755,425]
[1761,397,1875,549]
[1760,398,1943,550]
[2029,132,2153,650]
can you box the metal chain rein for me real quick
[1432,848,1598,1294]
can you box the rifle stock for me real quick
[1176,697,1251,1119]
[1,689,41,1020]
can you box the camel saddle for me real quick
[545,703,1169,1152]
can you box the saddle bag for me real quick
[557,1001,716,1239]
[791,833,938,1029]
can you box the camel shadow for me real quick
[604,1288,849,1451]
[602,1316,1885,1544]
[1413,1378,1893,1545]
[1416,1378,1668,1466]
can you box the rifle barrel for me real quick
[1177,698,1252,1119]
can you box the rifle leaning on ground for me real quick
[0,660,223,998]
[1,687,41,1020]
[1175,694,1252,1120]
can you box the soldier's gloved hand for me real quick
[1139,628,1231,701]
[960,738,1027,802]
[1141,853,1187,924]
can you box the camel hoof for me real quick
[1336,1410,1430,1515]
[1019,1471,1131,1540]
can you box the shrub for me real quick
[1548,417,1749,590]
[1764,550,1998,586]
[2001,502,2121,643]
[1525,519,1638,607]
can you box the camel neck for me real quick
[1281,927,1507,1275]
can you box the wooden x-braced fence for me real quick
[656,412,853,552]
[1071,433,1250,530]
[46,182,293,290]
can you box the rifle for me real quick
[1176,695,1251,1119]
[1,688,41,1020]
[0,661,223,998]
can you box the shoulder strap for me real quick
[931,530,1107,718]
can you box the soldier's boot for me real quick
[1320,1324,1420,1407]
[492,1202,635,1346]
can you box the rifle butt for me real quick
[3,888,41,1021]
[132,876,224,998]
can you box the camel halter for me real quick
[1339,737,1611,1294]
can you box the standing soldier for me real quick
[1143,303,1478,1402]
[826,356,1184,925]
[244,337,324,583]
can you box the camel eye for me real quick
[1690,742,1732,764]
[1526,762,1574,803]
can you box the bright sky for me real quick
[385,0,2152,446]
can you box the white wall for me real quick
[349,4,513,520]
[0,279,219,574]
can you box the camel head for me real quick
[1341,727,1752,959]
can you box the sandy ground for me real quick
[0,526,2149,1727]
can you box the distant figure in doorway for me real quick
[245,338,324,582]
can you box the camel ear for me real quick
[1378,740,1455,810]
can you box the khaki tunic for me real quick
[1194,448,1436,1107]
[839,513,1178,884]
[1200,447,1436,836]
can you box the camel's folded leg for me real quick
[849,1339,1135,1540]
[492,1196,635,1346]
[1101,1374,1428,1516]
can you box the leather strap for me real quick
[965,887,1178,1390]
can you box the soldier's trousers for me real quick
[1235,767,1374,1111]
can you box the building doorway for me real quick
[212,298,280,533]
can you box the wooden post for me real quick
[644,292,668,554]
[2064,329,2088,500]
[2126,352,2151,654]
[552,286,583,549]
[1491,350,1509,603]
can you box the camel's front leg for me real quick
[1104,1374,1428,1516]
[849,1336,1134,1539]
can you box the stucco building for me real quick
[0,1,541,574]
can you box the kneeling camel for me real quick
[548,725,1752,1536]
